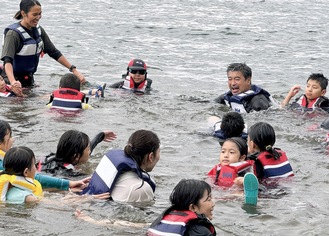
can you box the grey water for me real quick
[1,0,329,235]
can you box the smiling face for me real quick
[219,140,245,165]
[129,71,146,84]
[20,4,42,29]
[192,189,215,220]
[227,71,251,95]
[305,79,326,101]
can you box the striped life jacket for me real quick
[148,210,215,236]
[0,85,14,97]
[82,149,156,195]
[122,76,148,93]
[0,174,43,202]
[208,160,254,187]
[257,150,294,178]
[4,23,43,75]
[50,88,86,110]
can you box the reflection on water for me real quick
[1,0,329,235]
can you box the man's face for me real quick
[227,71,251,95]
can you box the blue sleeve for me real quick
[35,173,69,190]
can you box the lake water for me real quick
[1,0,329,235]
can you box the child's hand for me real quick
[103,131,117,142]
[69,176,91,192]
[234,177,244,187]
[288,85,301,98]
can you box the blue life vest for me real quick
[4,23,43,75]
[82,149,156,195]
[223,84,271,113]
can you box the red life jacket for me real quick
[147,210,215,236]
[50,88,85,110]
[122,76,148,92]
[208,160,254,187]
[297,95,324,109]
[257,150,294,178]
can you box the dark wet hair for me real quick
[55,130,90,164]
[150,179,211,227]
[124,130,160,167]
[307,73,328,90]
[2,146,35,176]
[220,112,245,138]
[170,179,211,210]
[224,137,248,156]
[226,63,252,80]
[14,0,41,20]
[249,122,281,160]
[59,73,81,91]
[0,120,12,144]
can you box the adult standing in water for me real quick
[1,0,86,96]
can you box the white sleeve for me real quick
[111,171,155,203]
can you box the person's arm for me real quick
[41,27,86,84]
[1,30,23,96]
[214,93,226,104]
[281,85,301,107]
[90,131,117,153]
[35,173,70,190]
[109,81,124,88]
[249,94,271,111]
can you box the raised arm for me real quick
[281,85,301,107]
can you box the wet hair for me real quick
[307,73,328,90]
[124,130,160,167]
[224,137,248,157]
[220,112,245,138]
[1,146,35,176]
[248,122,281,160]
[14,0,41,20]
[170,179,211,210]
[226,63,252,80]
[150,179,211,227]
[59,73,81,91]
[54,130,90,164]
[0,120,12,145]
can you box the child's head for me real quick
[220,112,245,138]
[59,73,81,91]
[126,59,147,84]
[170,179,214,220]
[305,73,328,100]
[55,130,90,165]
[3,146,36,178]
[220,137,247,166]
[0,120,13,152]
[124,129,160,172]
[248,122,275,153]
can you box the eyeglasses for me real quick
[129,69,146,75]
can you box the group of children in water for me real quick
[2,59,327,235]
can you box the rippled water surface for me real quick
[1,0,329,235]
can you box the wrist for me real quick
[69,65,77,72]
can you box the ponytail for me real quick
[265,145,281,160]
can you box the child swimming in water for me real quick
[0,146,42,204]
[148,179,216,236]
